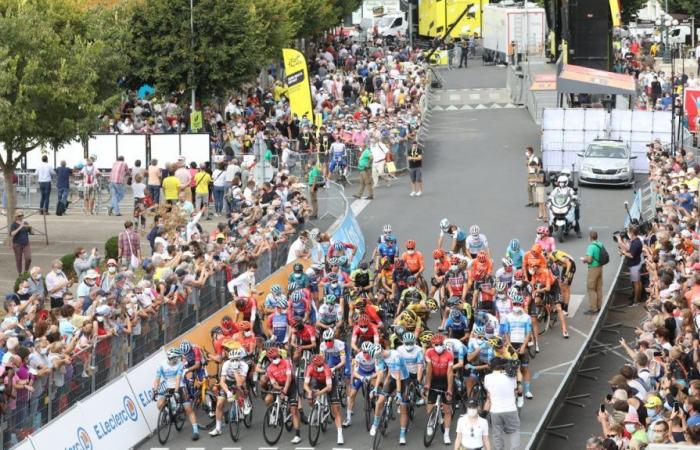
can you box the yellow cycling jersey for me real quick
[257,348,289,364]
[394,316,423,333]
[406,302,431,322]
[549,250,573,266]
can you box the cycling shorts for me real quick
[268,378,298,406]
[351,371,376,390]
[427,377,452,405]
[381,377,410,403]
[158,387,191,405]
[511,344,529,367]
[561,264,576,286]
[309,378,341,404]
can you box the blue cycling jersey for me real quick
[377,349,409,380]
[445,317,468,335]
[506,248,524,269]
[325,283,344,298]
[377,242,397,259]
[156,361,185,389]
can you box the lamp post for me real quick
[655,13,678,64]
[190,0,196,112]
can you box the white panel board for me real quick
[125,348,165,431]
[611,110,632,131]
[25,148,48,170]
[542,149,564,170]
[541,130,563,151]
[55,140,86,168]
[563,130,584,143]
[180,134,210,165]
[117,134,147,168]
[564,109,585,130]
[632,110,654,133]
[542,108,565,130]
[584,109,607,132]
[88,135,117,170]
[150,134,181,164]
[652,111,673,133]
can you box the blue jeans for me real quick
[39,182,51,211]
[213,186,225,213]
[147,184,160,204]
[57,187,69,205]
[109,182,125,214]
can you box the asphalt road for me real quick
[137,64,632,450]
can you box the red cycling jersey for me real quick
[425,348,454,378]
[352,323,378,342]
[445,270,467,296]
[304,364,332,384]
[266,358,292,385]
[294,324,317,344]
[235,297,257,321]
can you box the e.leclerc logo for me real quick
[91,394,140,440]
[66,426,92,450]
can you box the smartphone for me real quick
[606,394,613,402]
[599,404,605,414]
[674,402,680,412]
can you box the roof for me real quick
[556,64,637,96]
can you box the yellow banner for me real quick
[282,48,314,123]
[609,0,621,27]
[190,110,202,132]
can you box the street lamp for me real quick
[190,0,196,112]
[655,14,679,63]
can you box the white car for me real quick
[577,140,636,186]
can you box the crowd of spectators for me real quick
[590,140,700,448]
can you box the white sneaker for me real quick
[208,428,222,436]
[415,398,425,406]
[410,191,416,196]
[399,434,407,445]
[563,330,569,339]
[444,433,451,445]
[291,435,302,444]
[525,391,534,399]
[535,343,540,353]
[342,417,352,427]
[517,396,525,408]
[416,191,422,196]
[242,399,252,415]
[337,431,344,445]
[370,425,377,436]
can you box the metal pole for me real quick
[190,0,195,112]
[671,44,676,151]
[408,3,413,49]
[524,1,529,61]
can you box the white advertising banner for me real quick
[30,376,150,450]
[125,348,165,431]
[10,439,36,450]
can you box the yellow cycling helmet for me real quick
[426,298,439,312]
[402,309,417,321]
[419,330,434,345]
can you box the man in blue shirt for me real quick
[55,160,73,209]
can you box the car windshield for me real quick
[584,144,628,159]
[376,17,394,28]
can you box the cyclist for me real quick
[391,258,412,304]
[424,333,454,445]
[351,262,372,293]
[350,314,380,354]
[327,241,357,261]
[393,308,423,336]
[304,354,345,445]
[431,248,450,301]
[502,294,533,401]
[437,218,465,254]
[316,294,343,336]
[522,244,546,284]
[221,315,236,338]
[505,238,524,270]
[374,233,398,268]
[466,225,490,259]
[495,283,513,318]
[442,256,468,303]
[398,275,427,315]
[531,262,569,339]
[369,344,412,445]
[535,226,556,254]
[495,257,514,286]
[288,262,310,289]
[344,341,378,427]
[465,325,494,395]
[232,320,257,356]
[263,284,286,317]
[350,298,383,328]
[232,296,257,327]
[377,224,394,245]
[549,248,576,316]
[401,239,426,289]
[396,332,425,405]
[209,349,251,437]
[290,319,317,363]
[444,308,469,342]
[329,138,348,181]
[180,340,205,387]
[263,347,302,444]
[374,257,394,293]
[288,290,311,325]
[264,297,291,344]
[152,349,200,440]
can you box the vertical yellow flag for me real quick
[190,110,203,132]
[609,0,621,27]
[282,48,314,123]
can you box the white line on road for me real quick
[536,359,575,374]
[351,199,371,216]
[221,447,241,450]
[567,294,585,318]
[259,447,278,450]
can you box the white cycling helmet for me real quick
[440,218,450,232]
[229,348,246,360]
[557,175,568,187]
[469,225,480,236]
[322,329,335,341]
[383,224,392,234]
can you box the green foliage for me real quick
[14,272,29,293]
[60,253,77,280]
[621,0,648,23]
[105,236,118,260]
[667,0,700,17]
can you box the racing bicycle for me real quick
[157,389,186,444]
[424,389,448,447]
[262,390,294,445]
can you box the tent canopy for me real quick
[557,64,636,96]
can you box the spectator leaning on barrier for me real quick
[36,155,55,215]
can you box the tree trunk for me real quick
[3,165,16,244]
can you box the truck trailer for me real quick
[482,2,546,63]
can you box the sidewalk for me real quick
[654,57,699,75]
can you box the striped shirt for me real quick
[110,161,129,183]
[118,230,140,259]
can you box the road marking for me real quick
[150,448,169,450]
[568,325,588,339]
[351,199,371,216]
[185,448,205,450]
[296,447,315,450]
[567,294,585,318]
[259,447,278,450]
[532,371,566,379]
[536,359,575,374]
[222,448,241,450]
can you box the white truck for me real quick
[351,0,408,38]
[482,2,546,63]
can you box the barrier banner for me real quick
[30,376,149,450]
[10,439,35,450]
[685,88,700,132]
[332,207,366,270]
[125,348,166,432]
[282,48,314,122]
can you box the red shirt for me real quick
[304,364,332,383]
[352,324,378,342]
[266,358,292,385]
[294,324,316,344]
[425,348,454,378]
[232,332,256,355]
[236,297,256,321]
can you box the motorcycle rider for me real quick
[559,169,582,238]
[548,175,581,238]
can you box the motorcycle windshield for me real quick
[552,194,569,207]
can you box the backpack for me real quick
[594,242,610,266]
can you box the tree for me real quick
[621,0,648,23]
[667,0,700,18]
[0,0,126,227]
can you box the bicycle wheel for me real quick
[528,340,537,358]
[308,404,321,446]
[372,419,385,450]
[338,382,347,408]
[321,405,329,432]
[263,404,283,445]
[173,403,186,431]
[229,404,241,442]
[157,407,172,444]
[243,398,253,428]
[537,306,550,335]
[285,404,294,431]
[364,386,373,431]
[423,406,439,447]
[469,384,486,411]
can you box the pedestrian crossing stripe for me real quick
[474,104,488,109]
[431,103,525,111]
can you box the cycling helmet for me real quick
[360,261,368,270]
[338,255,348,266]
[507,287,519,299]
[276,296,288,309]
[531,243,543,256]
[312,263,324,272]
[271,284,283,296]
[239,321,252,331]
[322,329,335,341]
[361,341,373,352]
[400,311,416,328]
[166,348,181,361]
[469,225,480,237]
[406,275,417,285]
[230,348,246,360]
[473,325,485,337]
[368,343,383,359]
[495,281,507,292]
[426,298,439,312]
[476,251,488,264]
[456,229,467,241]
[354,299,366,309]
[431,333,446,346]
[501,257,513,268]
[267,348,280,360]
[446,295,461,306]
[509,239,520,252]
[440,218,450,232]
[333,242,345,251]
[210,326,223,336]
[394,258,405,268]
[383,224,392,234]
[327,272,339,282]
[488,335,504,348]
[405,239,416,250]
[557,175,568,187]
[433,248,445,259]
[450,256,460,265]
[475,309,488,322]
[357,315,370,327]
[179,340,192,355]
[402,332,416,344]
[221,316,234,333]
[287,281,298,292]
[386,234,396,243]
[324,294,337,304]
[328,257,339,267]
[419,330,434,345]
[514,269,524,280]
[291,290,304,302]
[449,309,463,320]
[264,337,277,349]
[511,294,524,305]
[293,262,304,273]
[536,226,549,236]
[293,319,304,330]
[312,354,325,367]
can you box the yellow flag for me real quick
[609,0,621,27]
[190,110,203,132]
[282,48,314,123]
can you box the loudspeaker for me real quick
[569,0,611,70]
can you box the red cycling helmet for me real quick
[514,269,524,280]
[221,316,234,333]
[536,226,549,236]
[405,240,416,250]
[476,251,488,264]
[431,333,446,346]
[357,315,370,327]
[267,348,280,360]
[312,355,325,367]
[239,321,252,331]
[433,249,445,259]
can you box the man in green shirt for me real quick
[581,230,603,314]
[354,146,374,200]
[308,164,320,219]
